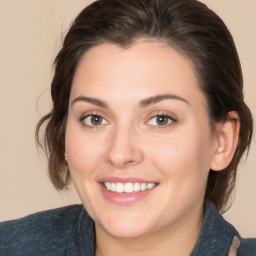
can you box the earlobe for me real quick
[217,147,224,153]
[210,111,240,171]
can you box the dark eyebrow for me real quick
[71,96,108,108]
[71,94,189,108]
[139,94,190,107]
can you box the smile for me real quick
[103,182,156,193]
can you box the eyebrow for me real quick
[71,94,190,108]
[71,96,108,108]
[139,94,190,107]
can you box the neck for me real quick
[95,203,204,256]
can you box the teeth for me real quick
[141,183,146,191]
[146,183,155,189]
[103,182,156,193]
[124,183,133,193]
[134,183,140,192]
[116,183,124,193]
[110,182,116,192]
[105,182,111,190]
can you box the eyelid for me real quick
[79,111,110,127]
[145,112,177,127]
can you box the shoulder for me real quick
[218,209,256,255]
[192,202,256,256]
[238,238,256,256]
[0,204,84,256]
[223,213,256,255]
[221,210,256,255]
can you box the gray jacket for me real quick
[0,202,255,255]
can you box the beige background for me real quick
[0,0,255,237]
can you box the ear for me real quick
[210,111,240,171]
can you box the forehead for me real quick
[70,42,206,108]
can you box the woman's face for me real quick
[65,42,219,238]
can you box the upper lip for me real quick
[98,177,158,183]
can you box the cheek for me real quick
[65,123,104,178]
[144,125,214,183]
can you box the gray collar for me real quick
[67,201,239,256]
[191,202,240,256]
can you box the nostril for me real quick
[106,158,137,168]
[104,131,144,167]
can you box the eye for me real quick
[147,115,174,126]
[82,114,108,126]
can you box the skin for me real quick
[65,42,238,255]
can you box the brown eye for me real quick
[148,115,174,126]
[83,115,107,126]
[91,115,102,125]
[156,116,169,125]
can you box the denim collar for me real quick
[191,202,239,256]
[66,201,239,256]
[67,206,95,256]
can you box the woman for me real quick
[0,0,255,255]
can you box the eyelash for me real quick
[79,113,109,128]
[146,114,177,128]
[79,113,177,128]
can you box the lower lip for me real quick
[99,183,157,205]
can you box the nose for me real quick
[104,125,144,169]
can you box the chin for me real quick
[103,224,151,239]
[97,213,154,239]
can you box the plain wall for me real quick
[0,0,255,237]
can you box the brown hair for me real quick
[36,0,253,213]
